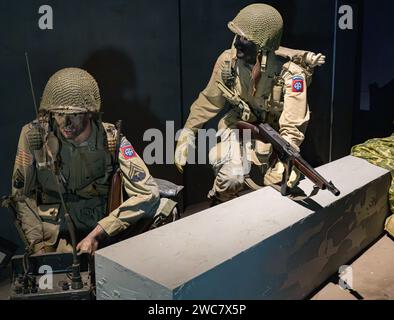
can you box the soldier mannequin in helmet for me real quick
[12,68,175,254]
[175,3,326,204]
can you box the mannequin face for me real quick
[234,35,258,65]
[53,112,91,140]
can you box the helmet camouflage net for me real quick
[40,67,101,113]
[228,3,283,51]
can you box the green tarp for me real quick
[351,134,394,236]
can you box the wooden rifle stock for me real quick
[106,120,123,214]
[106,167,122,214]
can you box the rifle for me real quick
[236,121,340,197]
[106,120,123,214]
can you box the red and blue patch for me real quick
[121,144,136,159]
[292,76,304,93]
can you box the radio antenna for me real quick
[24,52,39,118]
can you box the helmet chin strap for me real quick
[232,35,271,96]
[260,49,268,73]
[252,48,269,96]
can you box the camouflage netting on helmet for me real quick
[228,3,283,51]
[40,67,101,113]
[351,133,394,236]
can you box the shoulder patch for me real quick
[15,148,33,167]
[128,162,146,182]
[292,76,304,93]
[121,145,136,159]
[120,137,137,159]
[120,137,131,148]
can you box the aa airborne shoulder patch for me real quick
[120,138,137,159]
[121,145,136,159]
[292,76,304,93]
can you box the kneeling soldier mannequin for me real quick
[175,3,325,204]
[12,67,174,255]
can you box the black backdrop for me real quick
[2,0,392,248]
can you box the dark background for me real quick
[0,0,392,247]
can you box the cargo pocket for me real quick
[251,140,272,167]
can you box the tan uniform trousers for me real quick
[208,110,273,202]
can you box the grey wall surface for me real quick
[0,1,375,247]
[331,0,363,161]
[352,0,394,145]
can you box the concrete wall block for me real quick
[95,156,391,299]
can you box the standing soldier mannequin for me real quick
[175,3,325,204]
[11,67,175,255]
